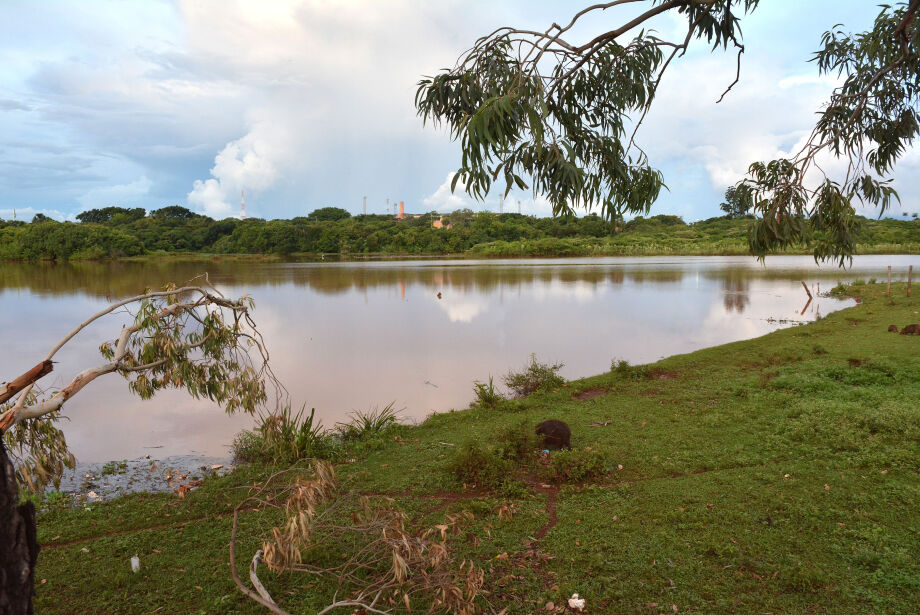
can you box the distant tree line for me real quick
[0,205,918,261]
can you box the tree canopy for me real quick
[415,0,919,263]
[307,206,352,221]
[720,186,752,219]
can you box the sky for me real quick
[0,0,917,223]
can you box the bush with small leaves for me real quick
[503,354,565,397]
[444,442,510,488]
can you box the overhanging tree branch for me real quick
[1,278,282,491]
[418,0,918,264]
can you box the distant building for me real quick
[393,201,450,228]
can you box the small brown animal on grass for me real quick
[536,419,571,450]
[900,324,920,335]
[888,324,899,333]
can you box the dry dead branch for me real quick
[231,462,485,614]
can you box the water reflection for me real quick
[1,255,918,462]
[1,256,917,299]
[720,272,750,313]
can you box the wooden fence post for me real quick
[909,265,913,298]
[888,265,891,296]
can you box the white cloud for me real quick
[423,173,473,211]
[423,173,560,217]
[188,119,289,218]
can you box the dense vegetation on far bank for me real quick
[2,205,919,261]
[32,282,920,613]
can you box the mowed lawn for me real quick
[35,283,920,614]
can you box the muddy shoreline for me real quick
[52,453,234,502]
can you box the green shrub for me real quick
[503,354,565,397]
[829,283,849,296]
[610,358,648,379]
[538,448,608,483]
[494,421,538,461]
[444,442,509,488]
[472,376,505,408]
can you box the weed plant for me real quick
[444,442,510,488]
[503,354,565,397]
[472,376,505,408]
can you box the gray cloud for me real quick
[0,99,30,111]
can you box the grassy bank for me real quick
[34,283,920,613]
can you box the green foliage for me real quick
[418,1,918,263]
[3,207,920,261]
[610,358,652,380]
[443,441,510,488]
[829,282,850,296]
[233,403,404,465]
[115,288,267,417]
[2,409,75,494]
[77,207,146,224]
[472,375,505,408]
[537,447,608,483]
[231,405,341,464]
[307,206,351,221]
[150,205,201,220]
[745,2,919,263]
[100,461,127,476]
[719,185,753,219]
[493,421,538,461]
[503,354,565,397]
[414,3,755,218]
[335,402,400,441]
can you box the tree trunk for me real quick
[0,432,38,615]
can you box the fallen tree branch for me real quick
[0,360,53,406]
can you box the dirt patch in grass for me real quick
[573,388,607,400]
[533,486,559,541]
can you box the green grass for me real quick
[34,283,920,613]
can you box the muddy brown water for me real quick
[2,255,917,464]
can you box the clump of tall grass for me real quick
[232,402,404,464]
[232,405,340,464]
[335,402,400,441]
[472,376,505,408]
[503,354,565,397]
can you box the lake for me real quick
[1,255,917,462]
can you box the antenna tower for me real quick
[241,190,246,220]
